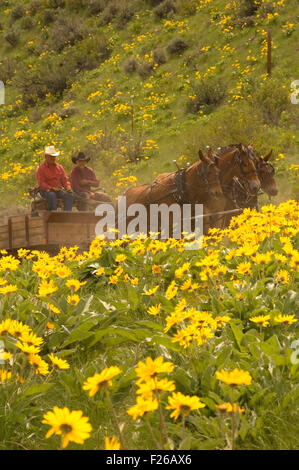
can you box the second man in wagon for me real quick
[69,152,100,211]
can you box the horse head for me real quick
[197,147,223,199]
[233,144,261,194]
[255,149,278,196]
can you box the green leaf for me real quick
[230,322,244,350]
[150,334,182,352]
[22,383,54,397]
[62,326,94,347]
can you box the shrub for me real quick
[187,77,226,113]
[50,16,86,52]
[29,0,42,15]
[123,56,139,74]
[20,16,35,30]
[48,0,66,8]
[166,37,189,55]
[146,0,164,6]
[10,5,26,21]
[71,34,110,71]
[12,55,76,106]
[237,0,259,17]
[154,0,177,18]
[42,9,56,25]
[0,57,17,84]
[4,30,20,47]
[115,3,136,28]
[177,0,198,16]
[86,0,106,16]
[251,78,289,125]
[65,0,85,10]
[137,62,153,79]
[100,1,119,25]
[153,47,167,65]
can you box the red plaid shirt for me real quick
[36,162,71,191]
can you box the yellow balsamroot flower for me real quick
[175,262,191,278]
[166,392,206,420]
[0,370,12,382]
[16,341,41,355]
[142,286,159,296]
[95,267,105,276]
[135,356,174,382]
[11,321,31,339]
[67,294,80,306]
[20,331,44,347]
[180,278,192,290]
[115,254,127,263]
[105,436,121,450]
[0,255,20,272]
[216,368,252,386]
[42,406,92,449]
[48,353,70,370]
[0,351,13,361]
[38,279,58,297]
[0,319,17,336]
[236,261,252,275]
[55,264,72,278]
[147,304,161,316]
[82,366,122,397]
[137,378,176,398]
[250,314,271,327]
[47,303,61,314]
[216,402,245,413]
[274,314,297,325]
[215,315,231,327]
[29,354,50,376]
[108,275,119,284]
[0,284,17,295]
[152,265,162,274]
[275,269,290,284]
[65,279,87,292]
[165,280,178,300]
[127,396,159,421]
[130,277,139,286]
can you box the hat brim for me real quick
[72,157,90,163]
[46,151,60,157]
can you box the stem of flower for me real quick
[155,390,169,448]
[105,388,126,449]
[230,387,236,450]
[145,414,162,450]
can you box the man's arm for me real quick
[85,168,99,187]
[36,166,51,191]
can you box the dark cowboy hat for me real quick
[72,151,90,164]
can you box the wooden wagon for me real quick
[0,211,102,254]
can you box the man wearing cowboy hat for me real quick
[69,151,100,211]
[36,145,74,211]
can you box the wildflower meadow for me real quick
[0,200,298,450]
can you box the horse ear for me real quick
[198,149,205,161]
[263,149,273,162]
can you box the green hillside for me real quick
[0,0,298,214]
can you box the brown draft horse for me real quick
[119,147,223,237]
[204,143,262,229]
[215,144,278,228]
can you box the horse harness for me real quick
[144,160,216,206]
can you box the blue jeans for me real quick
[39,189,74,211]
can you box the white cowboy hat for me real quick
[45,145,60,156]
